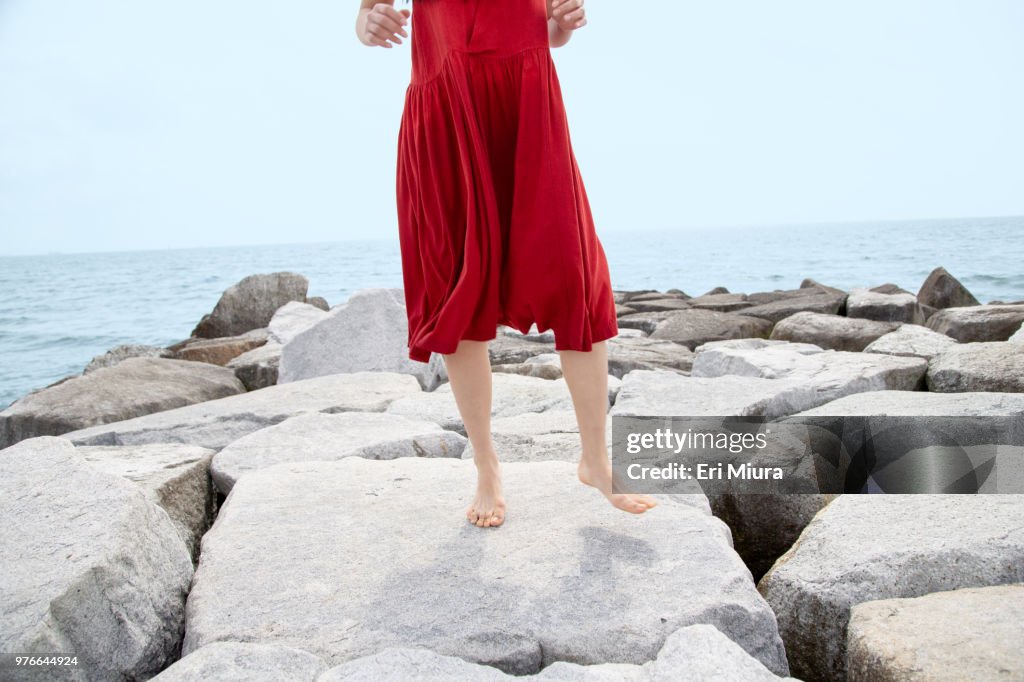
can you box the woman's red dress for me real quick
[395,0,619,363]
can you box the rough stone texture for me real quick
[791,388,1024,416]
[648,309,773,349]
[846,585,1024,682]
[685,292,754,313]
[318,624,798,681]
[916,266,980,310]
[927,341,1024,392]
[620,297,693,313]
[713,493,834,583]
[925,303,1024,342]
[1011,322,1024,343]
[615,304,637,317]
[169,328,268,366]
[614,311,682,335]
[692,338,927,394]
[60,371,422,451]
[799,280,848,297]
[491,353,564,380]
[459,410,606,464]
[226,341,282,390]
[607,336,694,378]
[845,287,928,324]
[769,311,899,352]
[609,369,811,419]
[77,442,217,563]
[211,411,467,494]
[868,283,913,296]
[387,373,620,435]
[279,288,446,391]
[863,323,958,359]
[268,300,330,345]
[306,295,330,311]
[758,495,1024,682]
[192,272,309,338]
[150,641,328,681]
[84,343,173,373]
[736,292,846,323]
[0,437,194,681]
[0,357,246,449]
[181,458,789,676]
[627,290,689,302]
[489,333,557,365]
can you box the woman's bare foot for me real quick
[578,457,658,514]
[466,451,506,528]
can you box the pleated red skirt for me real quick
[395,0,618,363]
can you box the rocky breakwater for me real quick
[1,265,1022,680]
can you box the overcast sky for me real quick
[1,0,1022,256]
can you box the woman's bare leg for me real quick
[559,341,658,513]
[441,339,506,527]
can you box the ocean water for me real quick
[1,215,1022,410]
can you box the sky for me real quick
[1,0,1022,256]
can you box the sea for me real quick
[1,215,1022,410]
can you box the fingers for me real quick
[552,0,586,30]
[366,3,409,48]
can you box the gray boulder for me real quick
[616,310,685,335]
[0,357,246,448]
[268,300,330,345]
[863,323,958,360]
[211,411,467,494]
[226,342,282,390]
[386,373,619,435]
[692,338,926,393]
[607,335,694,377]
[846,585,1024,682]
[167,328,268,366]
[180,457,789,675]
[319,624,798,681]
[649,309,773,349]
[151,641,327,681]
[60,371,422,451]
[278,288,446,391]
[192,272,309,338]
[492,353,564,380]
[609,369,809,418]
[77,442,217,563]
[791,388,1024,417]
[84,343,173,373]
[927,341,1024,392]
[845,288,929,324]
[758,495,1024,681]
[1011,322,1024,343]
[686,292,753,313]
[0,437,194,681]
[460,410,605,464]
[925,303,1024,342]
[769,311,899,352]
[916,266,979,310]
[622,297,693,313]
[737,291,846,323]
[489,333,557,365]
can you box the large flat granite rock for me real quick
[211,411,467,494]
[758,495,1024,681]
[181,458,789,676]
[59,371,422,451]
[0,437,194,681]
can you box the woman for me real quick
[355,0,657,527]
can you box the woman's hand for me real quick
[547,0,586,47]
[550,0,587,32]
[356,2,410,48]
